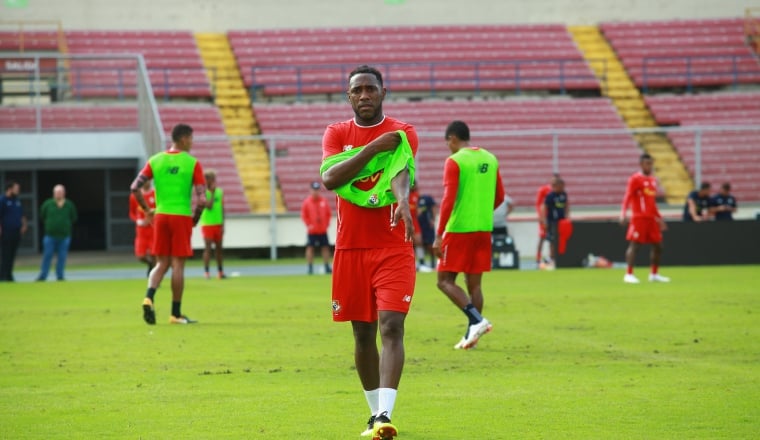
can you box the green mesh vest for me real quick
[445,147,499,233]
[149,151,198,216]
[319,130,415,208]
[200,188,224,226]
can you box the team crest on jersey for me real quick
[368,193,379,206]
[332,300,341,314]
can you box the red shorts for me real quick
[201,225,223,242]
[438,231,492,274]
[134,227,154,257]
[152,214,194,257]
[331,247,416,322]
[626,217,662,244]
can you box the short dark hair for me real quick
[348,65,383,87]
[171,124,193,143]
[5,180,18,191]
[445,120,470,141]
[700,182,711,190]
[722,182,731,191]
[640,153,653,161]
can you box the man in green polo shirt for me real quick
[36,184,78,281]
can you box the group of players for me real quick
[130,64,701,440]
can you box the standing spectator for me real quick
[535,174,560,265]
[320,65,417,440]
[434,120,505,350]
[0,181,27,282]
[129,181,156,277]
[492,194,514,237]
[620,154,669,283]
[36,184,77,281]
[416,189,437,269]
[683,182,711,222]
[540,178,569,269]
[300,180,332,275]
[710,182,737,221]
[131,123,206,325]
[200,170,226,279]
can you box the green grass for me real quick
[1,266,759,439]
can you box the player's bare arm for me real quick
[321,131,401,190]
[687,198,702,222]
[130,174,153,219]
[193,183,207,226]
[389,168,414,241]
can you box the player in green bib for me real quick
[130,123,207,325]
[199,170,226,279]
[433,120,505,350]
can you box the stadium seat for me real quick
[228,24,598,98]
[65,30,212,100]
[645,92,760,202]
[257,98,641,211]
[601,18,760,89]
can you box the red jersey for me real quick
[322,116,419,249]
[621,172,661,219]
[535,184,552,216]
[408,189,422,234]
[129,189,156,232]
[301,194,332,234]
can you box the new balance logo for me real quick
[168,166,180,174]
[402,295,412,303]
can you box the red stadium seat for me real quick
[258,98,641,211]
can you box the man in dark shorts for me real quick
[300,181,332,275]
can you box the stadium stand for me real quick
[645,92,760,201]
[601,18,760,90]
[155,104,250,214]
[228,24,599,99]
[0,104,137,130]
[0,30,61,51]
[257,98,641,211]
[0,103,250,213]
[65,30,212,100]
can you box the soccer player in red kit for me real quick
[620,154,670,283]
[129,182,156,277]
[321,65,417,440]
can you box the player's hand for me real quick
[619,216,628,227]
[369,131,402,153]
[658,218,668,231]
[390,201,414,242]
[145,209,155,223]
[432,235,443,258]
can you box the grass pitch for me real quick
[1,265,758,439]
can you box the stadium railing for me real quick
[248,59,605,102]
[0,53,165,157]
[639,54,760,92]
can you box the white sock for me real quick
[378,387,397,419]
[364,389,379,416]
[415,246,425,260]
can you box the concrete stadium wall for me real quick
[1,0,752,31]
